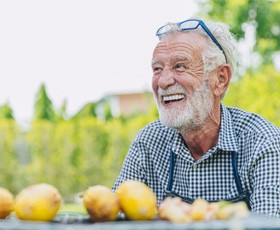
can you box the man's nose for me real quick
[158,68,176,89]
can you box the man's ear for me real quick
[214,64,232,97]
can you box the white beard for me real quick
[156,81,213,132]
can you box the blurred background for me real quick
[0,0,279,203]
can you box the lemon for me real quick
[116,180,157,220]
[14,183,62,221]
[83,185,120,222]
[0,187,14,219]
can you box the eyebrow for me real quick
[151,56,189,67]
[172,56,188,62]
[151,60,162,66]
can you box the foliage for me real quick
[0,106,156,200]
[72,118,109,193]
[56,99,68,121]
[33,83,55,121]
[198,0,280,64]
[0,119,21,194]
[102,119,131,186]
[71,102,97,120]
[103,101,114,121]
[223,65,280,126]
[0,103,14,120]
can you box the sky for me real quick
[0,0,198,124]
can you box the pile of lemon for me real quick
[83,180,157,221]
[0,181,248,223]
[0,180,157,222]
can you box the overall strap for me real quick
[167,149,176,192]
[231,151,243,194]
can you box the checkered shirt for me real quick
[112,104,280,217]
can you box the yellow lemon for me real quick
[83,185,120,222]
[116,180,157,220]
[0,187,14,219]
[14,183,62,221]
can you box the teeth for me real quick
[163,94,185,102]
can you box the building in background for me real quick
[96,91,154,119]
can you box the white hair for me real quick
[158,18,238,78]
[201,20,238,76]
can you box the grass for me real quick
[59,203,88,215]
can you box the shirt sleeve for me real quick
[112,141,147,192]
[250,135,280,217]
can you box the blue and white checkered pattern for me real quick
[112,104,280,217]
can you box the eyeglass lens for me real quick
[179,20,199,30]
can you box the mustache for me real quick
[158,85,187,96]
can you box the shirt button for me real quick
[193,164,197,169]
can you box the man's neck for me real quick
[180,111,221,161]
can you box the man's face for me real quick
[151,32,214,131]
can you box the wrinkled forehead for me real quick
[152,32,208,57]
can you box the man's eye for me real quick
[153,66,162,73]
[175,64,186,71]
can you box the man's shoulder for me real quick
[225,106,280,137]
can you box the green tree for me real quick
[223,65,280,126]
[0,103,14,120]
[102,119,131,186]
[48,120,76,199]
[25,120,55,184]
[57,99,68,121]
[198,0,280,65]
[103,101,113,121]
[33,83,55,121]
[71,102,97,120]
[73,118,109,191]
[0,119,21,193]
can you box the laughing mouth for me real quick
[162,94,185,103]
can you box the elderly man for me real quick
[113,18,280,217]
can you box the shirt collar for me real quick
[216,104,238,152]
[171,104,238,156]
